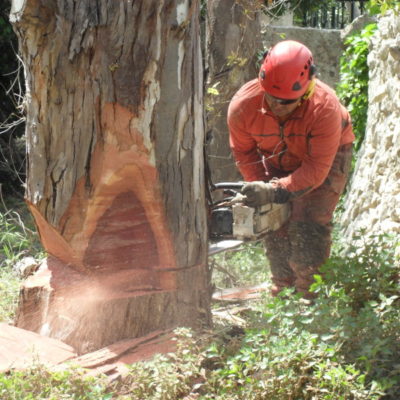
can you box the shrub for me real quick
[336,23,377,152]
[0,364,113,400]
[201,233,400,399]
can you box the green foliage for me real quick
[115,235,400,399]
[0,199,43,321]
[312,233,400,398]
[117,328,205,399]
[0,364,113,400]
[210,242,268,289]
[201,233,399,399]
[337,23,377,152]
[0,200,42,268]
[203,328,379,399]
[319,231,399,308]
[0,262,20,322]
[367,0,400,15]
[0,211,31,265]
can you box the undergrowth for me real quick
[0,231,398,399]
[210,241,268,289]
[0,364,113,400]
[197,234,399,399]
[0,197,43,322]
[0,263,20,322]
[0,197,42,267]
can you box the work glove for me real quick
[241,181,276,207]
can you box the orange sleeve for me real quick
[279,101,342,193]
[227,100,266,182]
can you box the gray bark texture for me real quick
[205,0,262,184]
[11,0,211,353]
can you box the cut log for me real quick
[212,282,271,302]
[0,323,76,372]
[0,322,176,381]
[70,330,176,380]
[71,330,173,369]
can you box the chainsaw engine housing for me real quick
[210,207,233,237]
[232,202,290,240]
[209,183,290,241]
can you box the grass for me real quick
[0,196,43,322]
[0,196,42,267]
[0,264,20,322]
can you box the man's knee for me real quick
[264,230,295,293]
[264,230,289,259]
[288,221,331,266]
[287,221,332,297]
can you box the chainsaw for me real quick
[209,182,290,254]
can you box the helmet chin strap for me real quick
[301,78,316,101]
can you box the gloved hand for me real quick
[241,181,276,207]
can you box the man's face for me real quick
[264,92,301,118]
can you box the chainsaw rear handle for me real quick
[212,182,244,191]
[210,182,244,205]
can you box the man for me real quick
[228,40,355,298]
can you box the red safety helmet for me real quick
[259,40,316,99]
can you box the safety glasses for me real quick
[264,93,300,105]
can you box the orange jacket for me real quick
[228,78,355,194]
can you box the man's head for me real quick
[259,40,316,101]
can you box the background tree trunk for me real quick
[205,0,262,184]
[11,0,211,354]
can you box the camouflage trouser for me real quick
[264,143,353,298]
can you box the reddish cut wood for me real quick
[0,323,176,381]
[0,323,76,372]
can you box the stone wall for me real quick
[341,11,400,240]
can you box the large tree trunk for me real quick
[11,0,211,354]
[205,0,262,184]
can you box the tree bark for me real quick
[11,0,211,353]
[205,0,262,184]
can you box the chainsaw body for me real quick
[231,202,290,240]
[209,182,291,242]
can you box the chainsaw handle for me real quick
[210,182,245,207]
[212,182,244,191]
